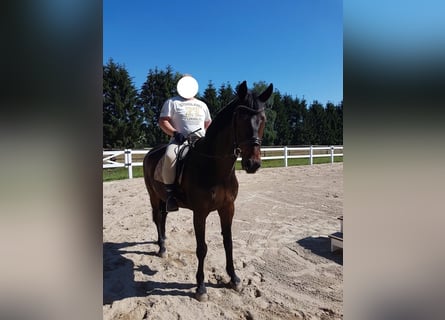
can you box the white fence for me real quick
[103,145,343,179]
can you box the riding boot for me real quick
[165,184,179,212]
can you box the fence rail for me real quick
[103,145,343,179]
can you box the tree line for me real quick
[103,59,342,149]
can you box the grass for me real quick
[103,166,144,182]
[103,156,343,182]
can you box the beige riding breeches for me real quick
[162,142,179,184]
[162,139,193,184]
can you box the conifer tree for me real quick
[103,59,343,148]
[202,81,219,118]
[272,92,294,145]
[103,58,142,149]
[335,101,343,145]
[262,108,277,146]
[217,82,235,113]
[138,66,182,147]
[305,101,328,145]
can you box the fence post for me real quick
[284,146,288,167]
[125,149,133,179]
[309,145,313,165]
[330,145,334,164]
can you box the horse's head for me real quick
[234,81,273,173]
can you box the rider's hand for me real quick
[173,131,186,144]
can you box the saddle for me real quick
[154,135,201,185]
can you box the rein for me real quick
[192,104,264,160]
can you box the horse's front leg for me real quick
[218,203,241,291]
[193,211,209,302]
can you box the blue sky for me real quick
[104,0,343,105]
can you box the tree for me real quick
[335,101,343,145]
[103,58,143,149]
[103,57,343,148]
[296,99,310,145]
[325,102,340,144]
[272,92,294,145]
[304,101,328,145]
[217,82,235,113]
[138,66,182,147]
[201,81,219,118]
[288,97,305,145]
[262,108,277,145]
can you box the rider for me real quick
[158,75,212,212]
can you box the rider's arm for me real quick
[159,117,177,137]
[204,120,211,130]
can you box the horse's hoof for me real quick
[195,292,208,302]
[158,249,167,258]
[195,286,208,302]
[230,280,242,292]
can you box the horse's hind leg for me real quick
[152,200,167,258]
[218,204,241,291]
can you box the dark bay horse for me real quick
[143,81,273,301]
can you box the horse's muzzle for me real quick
[241,158,261,173]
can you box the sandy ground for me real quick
[103,163,343,320]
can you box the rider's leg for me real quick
[162,143,179,212]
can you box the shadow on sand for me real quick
[103,241,224,305]
[297,236,343,265]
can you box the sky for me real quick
[103,0,343,105]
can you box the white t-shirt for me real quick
[160,96,211,137]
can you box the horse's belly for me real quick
[186,184,237,211]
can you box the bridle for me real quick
[189,103,265,159]
[232,104,265,157]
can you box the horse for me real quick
[143,81,273,301]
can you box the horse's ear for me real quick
[237,81,248,99]
[258,83,273,102]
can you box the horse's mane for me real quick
[205,90,261,140]
[204,100,237,140]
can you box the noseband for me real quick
[232,105,264,157]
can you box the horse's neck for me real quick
[201,101,237,155]
[202,119,235,158]
[195,120,236,178]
